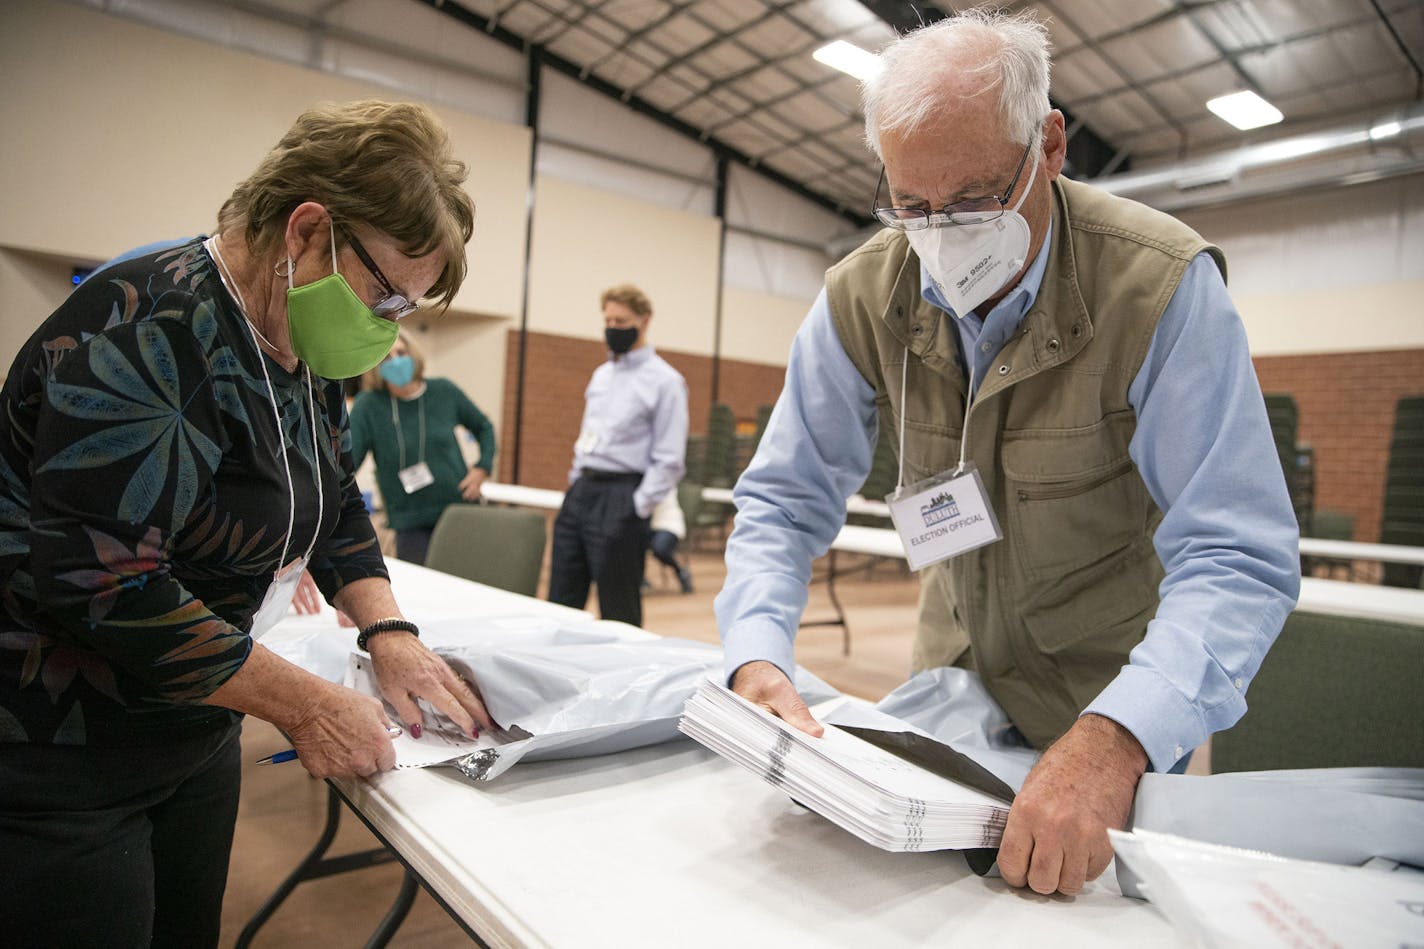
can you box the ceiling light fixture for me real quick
[1206,90,1283,131]
[1369,120,1402,140]
[813,40,881,81]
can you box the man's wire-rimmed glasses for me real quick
[871,139,1034,230]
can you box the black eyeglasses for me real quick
[872,140,1034,230]
[344,232,421,320]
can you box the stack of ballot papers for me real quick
[679,678,1012,852]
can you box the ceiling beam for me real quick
[417,0,872,225]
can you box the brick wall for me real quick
[498,329,786,489]
[499,331,1423,540]
[1253,348,1424,541]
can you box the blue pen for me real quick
[255,724,404,765]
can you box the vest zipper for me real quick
[1014,458,1134,502]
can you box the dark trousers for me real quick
[0,721,242,949]
[396,525,434,564]
[548,472,651,625]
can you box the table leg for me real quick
[797,548,853,655]
[235,785,400,948]
[363,869,420,949]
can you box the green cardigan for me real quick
[350,378,496,531]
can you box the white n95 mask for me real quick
[904,144,1040,317]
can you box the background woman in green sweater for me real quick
[351,329,496,563]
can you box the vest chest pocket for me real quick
[1000,427,1149,584]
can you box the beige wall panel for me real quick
[0,0,529,319]
[1235,280,1424,356]
[0,249,74,373]
[401,312,509,467]
[720,286,814,367]
[526,175,719,354]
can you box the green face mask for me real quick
[285,227,399,379]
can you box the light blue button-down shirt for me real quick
[716,224,1301,773]
[570,345,689,518]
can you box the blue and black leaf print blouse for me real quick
[0,239,387,746]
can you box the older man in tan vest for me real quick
[715,10,1299,896]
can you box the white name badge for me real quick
[885,463,1003,571]
[250,554,309,641]
[398,461,436,494]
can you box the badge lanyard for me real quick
[207,237,326,634]
[391,387,435,494]
[884,346,1003,571]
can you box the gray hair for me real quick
[863,9,1052,160]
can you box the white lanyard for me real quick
[896,345,976,489]
[390,386,427,470]
[206,237,325,572]
[886,343,1000,571]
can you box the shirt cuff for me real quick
[1081,664,1223,773]
[721,617,797,688]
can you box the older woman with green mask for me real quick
[352,329,497,564]
[0,100,493,947]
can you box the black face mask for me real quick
[605,325,639,354]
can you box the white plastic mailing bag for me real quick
[1120,767,1424,898]
[1110,828,1424,948]
[340,623,839,782]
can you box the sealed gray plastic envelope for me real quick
[1119,767,1424,899]
[345,635,838,782]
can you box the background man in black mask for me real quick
[547,283,689,626]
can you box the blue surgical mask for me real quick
[380,354,416,387]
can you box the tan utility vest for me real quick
[827,176,1225,749]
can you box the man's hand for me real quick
[459,467,487,501]
[729,660,823,737]
[996,714,1148,896]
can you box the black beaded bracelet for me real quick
[356,618,420,652]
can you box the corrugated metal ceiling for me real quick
[137,0,1424,220]
[419,0,1421,216]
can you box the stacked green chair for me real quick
[424,504,548,597]
[752,404,774,449]
[683,433,708,487]
[730,404,776,483]
[1262,393,1315,535]
[847,432,899,528]
[1381,395,1424,589]
[1212,610,1424,772]
[689,404,738,547]
[703,403,737,488]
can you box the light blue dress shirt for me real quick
[716,224,1301,773]
[570,345,689,518]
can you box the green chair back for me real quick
[847,431,899,527]
[676,480,705,532]
[703,403,737,488]
[752,404,774,447]
[424,504,548,597]
[683,433,708,486]
[1212,610,1424,772]
[1262,393,1313,533]
[1382,395,1424,589]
